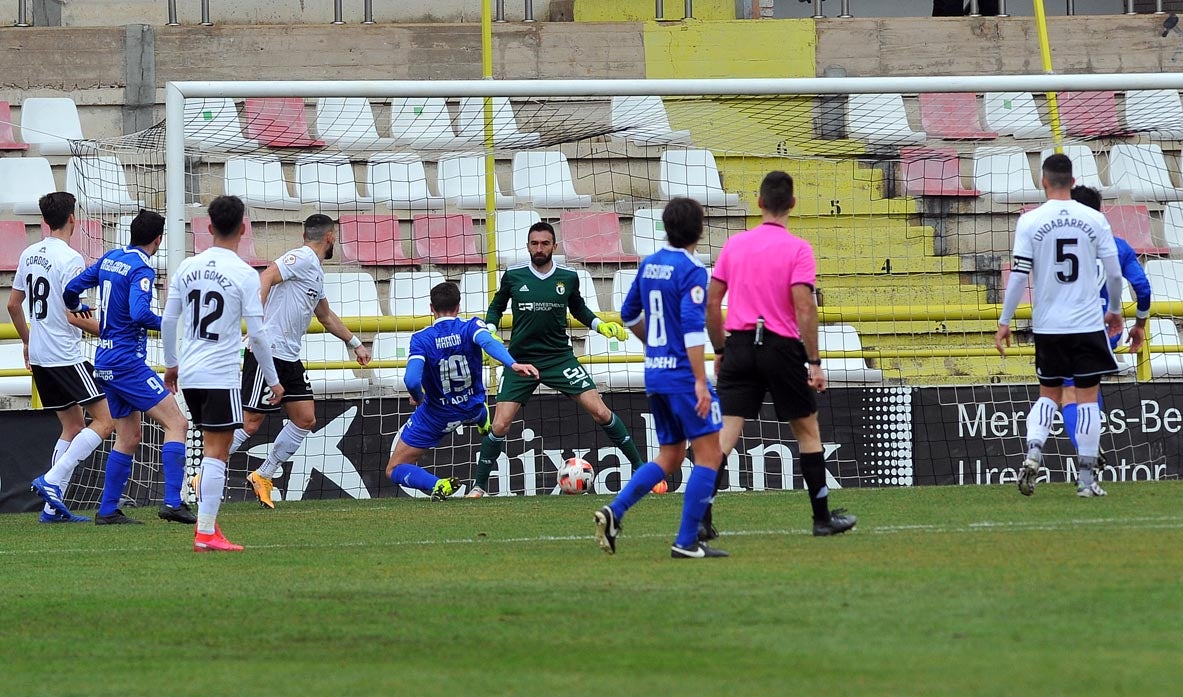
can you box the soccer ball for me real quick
[557,458,594,495]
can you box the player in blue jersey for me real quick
[385,282,539,500]
[64,210,193,525]
[1061,186,1152,496]
[594,197,728,559]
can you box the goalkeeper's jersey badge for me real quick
[555,281,565,295]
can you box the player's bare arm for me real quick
[706,278,728,376]
[258,262,282,308]
[792,283,825,393]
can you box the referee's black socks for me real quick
[800,451,831,522]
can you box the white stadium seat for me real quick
[315,97,395,150]
[510,151,591,208]
[296,156,374,211]
[1162,203,1183,248]
[67,156,144,214]
[610,96,691,146]
[584,331,646,391]
[631,208,665,257]
[437,155,515,210]
[659,149,740,207]
[367,154,443,210]
[20,97,84,155]
[184,98,258,152]
[984,92,1051,139]
[389,98,465,151]
[301,334,369,396]
[1038,145,1113,197]
[819,325,882,383]
[611,269,638,311]
[0,157,59,215]
[1107,144,1183,202]
[972,147,1043,203]
[846,93,926,147]
[1123,90,1183,140]
[224,157,301,210]
[387,271,446,317]
[370,332,414,390]
[494,210,542,266]
[456,97,541,149]
[322,271,381,317]
[458,271,491,316]
[0,341,31,396]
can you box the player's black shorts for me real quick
[31,362,105,411]
[241,351,313,413]
[717,330,817,421]
[182,388,244,431]
[1034,330,1119,389]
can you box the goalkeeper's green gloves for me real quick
[596,320,628,341]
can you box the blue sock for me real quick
[608,462,665,521]
[99,450,134,517]
[1062,402,1079,450]
[161,441,186,508]
[390,464,439,494]
[675,465,718,548]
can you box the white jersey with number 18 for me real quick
[168,246,264,390]
[1012,198,1118,335]
[12,237,86,367]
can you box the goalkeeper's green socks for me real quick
[602,413,644,468]
[474,432,506,491]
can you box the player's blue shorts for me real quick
[396,400,489,450]
[94,362,168,419]
[648,389,722,446]
[1064,333,1122,388]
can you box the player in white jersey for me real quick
[9,192,115,523]
[162,195,284,552]
[226,214,371,509]
[995,154,1124,498]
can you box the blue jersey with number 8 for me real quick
[407,317,491,418]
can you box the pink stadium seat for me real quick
[39,219,103,265]
[1104,204,1169,256]
[412,214,483,265]
[901,147,980,197]
[1057,91,1122,137]
[918,93,997,140]
[0,220,27,270]
[0,102,28,150]
[243,98,324,148]
[558,212,637,263]
[190,216,268,266]
[338,214,417,266]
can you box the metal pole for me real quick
[363,0,374,23]
[200,0,212,25]
[683,0,691,19]
[656,0,663,20]
[166,0,179,25]
[838,0,853,18]
[495,0,506,22]
[969,0,981,17]
[15,0,28,26]
[997,0,1008,17]
[812,0,824,19]
[524,0,535,22]
[1126,0,1137,15]
[1066,0,1074,16]
[1156,1,1165,15]
[331,0,345,24]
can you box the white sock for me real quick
[51,438,70,467]
[196,456,226,535]
[259,422,310,478]
[1025,396,1057,459]
[228,428,250,456]
[45,428,104,489]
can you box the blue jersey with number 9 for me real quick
[407,317,490,417]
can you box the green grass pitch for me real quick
[3,482,1181,697]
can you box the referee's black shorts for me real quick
[717,330,816,422]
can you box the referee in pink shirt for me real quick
[705,171,857,537]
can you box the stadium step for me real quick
[791,218,936,258]
[718,157,915,217]
[818,272,966,289]
[816,255,961,276]
[873,355,1033,384]
[852,319,1003,336]
[819,282,985,308]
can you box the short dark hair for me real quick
[429,281,461,313]
[39,192,76,231]
[528,221,556,243]
[1070,185,1103,212]
[759,171,795,216]
[662,197,704,249]
[304,213,335,242]
[208,195,245,237]
[1042,154,1074,189]
[129,209,165,247]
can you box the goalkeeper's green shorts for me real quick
[497,353,595,405]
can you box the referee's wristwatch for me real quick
[806,358,822,366]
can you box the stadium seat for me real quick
[115,216,165,270]
[0,220,26,271]
[494,210,543,266]
[559,211,637,263]
[40,219,106,265]
[1144,259,1183,302]
[610,96,691,146]
[1161,203,1183,248]
[189,215,267,266]
[819,325,883,383]
[315,97,395,150]
[412,214,483,265]
[0,101,27,150]
[1108,144,1183,202]
[510,151,592,208]
[918,93,997,140]
[1123,90,1183,140]
[611,269,637,311]
[19,97,83,155]
[389,98,465,150]
[366,154,443,210]
[972,147,1043,203]
[0,157,58,215]
[572,268,602,314]
[322,271,382,317]
[66,156,144,214]
[631,208,665,257]
[337,214,416,266]
[900,147,980,197]
[224,157,301,210]
[387,271,446,317]
[584,331,645,390]
[1147,317,1183,378]
[1057,91,1121,137]
[243,98,324,148]
[184,98,258,152]
[437,155,515,209]
[983,92,1051,139]
[1103,205,1169,256]
[300,334,369,396]
[1037,145,1112,197]
[458,271,491,316]
[846,93,926,147]
[456,97,541,149]
[659,150,740,207]
[0,341,31,397]
[295,156,374,211]
[370,332,414,389]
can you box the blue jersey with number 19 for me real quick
[407,317,491,418]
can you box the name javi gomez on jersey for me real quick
[410,318,492,412]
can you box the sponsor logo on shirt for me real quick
[645,356,679,369]
[519,284,530,292]
[690,286,705,304]
[516,301,565,312]
[555,281,565,296]
[284,254,298,266]
[139,277,152,292]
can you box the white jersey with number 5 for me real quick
[168,246,264,389]
[1012,199,1118,335]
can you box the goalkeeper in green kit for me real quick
[468,221,645,497]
